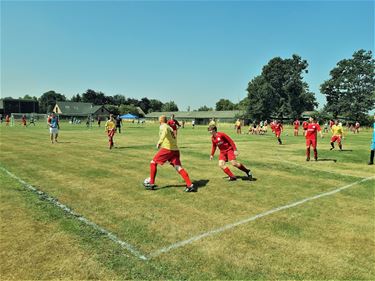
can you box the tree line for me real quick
[7,49,374,122]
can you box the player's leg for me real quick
[369,150,374,165]
[306,139,311,161]
[330,136,335,150]
[338,137,342,151]
[173,164,195,192]
[219,159,236,180]
[149,160,158,185]
[313,140,318,161]
[230,159,252,179]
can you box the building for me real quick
[0,98,39,115]
[53,101,110,119]
[145,110,244,124]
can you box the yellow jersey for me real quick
[158,123,178,151]
[331,124,344,136]
[105,120,116,131]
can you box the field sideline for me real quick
[1,121,374,279]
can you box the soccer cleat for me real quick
[368,162,374,165]
[143,182,156,190]
[228,177,237,181]
[314,157,318,161]
[245,169,253,180]
[184,184,197,192]
[330,147,334,150]
[306,157,310,161]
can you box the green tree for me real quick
[82,89,107,105]
[22,94,37,100]
[197,105,213,111]
[215,99,236,111]
[161,101,179,112]
[70,94,82,102]
[105,105,120,115]
[149,99,164,112]
[119,104,138,115]
[321,49,375,121]
[39,90,66,113]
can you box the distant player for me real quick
[48,113,59,143]
[115,115,122,133]
[167,114,181,137]
[105,114,116,149]
[302,120,308,134]
[5,115,10,126]
[144,115,195,192]
[21,115,27,127]
[29,116,36,126]
[305,116,323,161]
[192,119,195,129]
[274,120,283,145]
[330,120,344,151]
[208,125,252,181]
[354,121,360,134]
[368,115,375,165]
[235,119,241,134]
[293,119,300,136]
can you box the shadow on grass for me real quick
[115,145,154,150]
[221,176,257,181]
[317,158,337,162]
[157,179,210,190]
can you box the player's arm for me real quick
[157,126,167,149]
[210,141,217,160]
[175,119,181,127]
[221,133,237,152]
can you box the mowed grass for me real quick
[0,121,374,279]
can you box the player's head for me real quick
[159,115,167,124]
[170,114,175,119]
[309,116,315,122]
[208,125,217,135]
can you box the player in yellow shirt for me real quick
[104,114,116,149]
[330,120,344,151]
[144,115,196,192]
[235,119,241,134]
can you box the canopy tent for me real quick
[120,113,138,119]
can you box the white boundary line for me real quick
[148,175,375,258]
[0,166,148,261]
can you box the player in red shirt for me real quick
[21,115,27,127]
[302,120,308,133]
[274,120,283,145]
[329,119,334,128]
[208,125,252,181]
[305,116,323,161]
[293,119,300,136]
[167,114,181,137]
[5,115,10,126]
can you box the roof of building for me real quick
[145,110,244,119]
[54,101,107,115]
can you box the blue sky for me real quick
[1,0,373,110]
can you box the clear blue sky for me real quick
[1,0,373,110]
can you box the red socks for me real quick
[223,167,235,178]
[306,147,310,158]
[236,163,248,173]
[313,149,318,159]
[150,162,157,184]
[178,169,192,186]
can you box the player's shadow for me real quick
[222,176,256,181]
[317,158,337,162]
[339,149,353,152]
[158,179,209,190]
[115,145,154,150]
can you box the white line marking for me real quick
[149,176,375,258]
[0,166,148,261]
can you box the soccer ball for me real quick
[143,177,151,186]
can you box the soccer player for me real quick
[302,120,308,134]
[48,113,59,143]
[305,116,323,161]
[368,115,375,165]
[145,115,195,192]
[167,114,181,137]
[274,120,283,145]
[105,114,116,149]
[21,115,27,127]
[115,115,122,133]
[5,115,10,126]
[293,119,300,136]
[235,119,241,134]
[208,125,252,181]
[330,120,344,151]
[354,121,360,134]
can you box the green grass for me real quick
[0,121,374,279]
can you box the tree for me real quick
[149,99,164,112]
[22,94,37,100]
[119,104,138,116]
[71,94,82,102]
[82,89,107,105]
[105,105,120,115]
[321,49,375,121]
[245,54,317,120]
[139,97,151,113]
[39,90,66,113]
[197,105,213,111]
[215,99,236,111]
[161,101,179,112]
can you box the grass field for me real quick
[0,121,374,280]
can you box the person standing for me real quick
[208,125,252,181]
[305,116,323,161]
[368,115,375,165]
[115,115,122,133]
[293,119,300,136]
[330,120,344,151]
[167,114,181,137]
[235,119,242,134]
[48,113,60,143]
[5,115,10,126]
[105,114,116,149]
[144,115,195,192]
[274,120,283,145]
[21,115,27,127]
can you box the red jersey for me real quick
[211,132,237,156]
[274,123,283,133]
[167,119,180,131]
[305,123,321,139]
[293,120,300,128]
[302,121,308,130]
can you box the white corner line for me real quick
[149,175,375,259]
[0,166,149,261]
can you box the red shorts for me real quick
[153,148,181,166]
[294,126,299,130]
[306,138,317,149]
[219,149,236,162]
[330,135,341,143]
[275,131,282,138]
[107,129,115,138]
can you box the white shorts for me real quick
[50,127,59,135]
